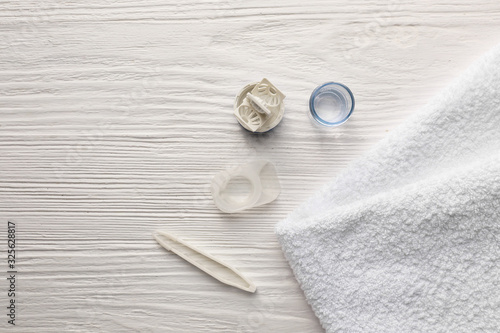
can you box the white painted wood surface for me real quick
[1,1,499,331]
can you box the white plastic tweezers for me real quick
[153,230,256,293]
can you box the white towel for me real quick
[276,44,500,333]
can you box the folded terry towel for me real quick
[276,44,500,333]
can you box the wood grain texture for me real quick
[0,0,499,332]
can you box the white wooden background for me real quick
[0,0,499,332]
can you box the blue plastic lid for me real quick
[309,82,355,127]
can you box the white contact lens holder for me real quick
[234,78,285,133]
[211,160,280,213]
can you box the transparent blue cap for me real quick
[309,82,355,127]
